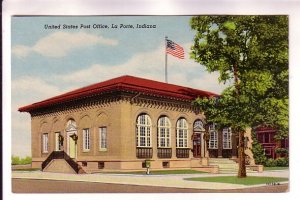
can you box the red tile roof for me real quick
[18,75,218,112]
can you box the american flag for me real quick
[166,39,184,59]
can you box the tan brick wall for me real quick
[43,159,76,174]
[30,98,254,172]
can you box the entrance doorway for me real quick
[192,133,201,158]
[67,131,77,158]
[66,119,77,159]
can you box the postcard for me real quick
[3,1,299,200]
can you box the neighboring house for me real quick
[254,126,289,159]
[18,75,253,173]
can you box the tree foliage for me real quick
[190,15,288,177]
[190,15,288,137]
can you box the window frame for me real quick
[99,127,107,151]
[157,116,171,148]
[176,118,188,148]
[55,132,61,151]
[222,127,232,149]
[83,128,90,152]
[208,124,218,149]
[136,114,152,147]
[42,133,49,153]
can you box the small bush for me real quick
[275,157,289,167]
[265,158,276,167]
[11,155,32,165]
[11,156,20,165]
[264,158,289,167]
[275,148,289,155]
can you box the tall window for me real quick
[158,116,171,148]
[223,127,232,149]
[55,132,61,151]
[83,128,90,151]
[42,133,48,153]
[176,118,188,148]
[136,114,152,147]
[99,127,107,151]
[208,124,218,149]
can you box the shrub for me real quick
[265,158,277,167]
[11,155,32,165]
[275,148,289,155]
[251,131,267,165]
[11,156,20,165]
[275,157,289,167]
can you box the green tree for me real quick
[190,16,288,177]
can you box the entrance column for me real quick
[200,132,205,157]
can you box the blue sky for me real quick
[11,16,228,157]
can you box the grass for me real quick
[12,168,40,171]
[100,169,207,175]
[264,167,289,171]
[185,176,288,185]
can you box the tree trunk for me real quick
[238,131,247,178]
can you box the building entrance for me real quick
[192,133,201,158]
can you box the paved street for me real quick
[12,178,288,193]
[11,169,289,193]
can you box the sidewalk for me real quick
[12,170,289,190]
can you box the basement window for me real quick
[98,161,105,169]
[82,161,87,167]
[162,161,170,168]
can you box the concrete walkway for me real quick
[12,170,289,190]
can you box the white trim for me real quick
[176,118,188,148]
[55,132,61,151]
[99,127,107,151]
[83,128,90,152]
[193,119,205,132]
[223,127,232,149]
[208,124,218,149]
[136,114,152,147]
[158,116,171,148]
[42,133,48,153]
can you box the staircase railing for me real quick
[41,151,64,170]
[41,151,82,173]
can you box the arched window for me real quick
[157,116,171,148]
[223,127,232,149]
[136,114,152,147]
[193,119,205,132]
[208,123,218,149]
[176,118,188,148]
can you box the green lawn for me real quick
[264,167,289,171]
[185,176,288,185]
[101,169,207,175]
[12,168,40,171]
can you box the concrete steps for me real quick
[209,158,255,174]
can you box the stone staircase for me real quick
[209,158,254,174]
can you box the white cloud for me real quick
[11,77,63,157]
[11,45,32,58]
[12,31,118,58]
[56,42,229,93]
[12,76,61,103]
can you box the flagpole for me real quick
[165,36,168,83]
